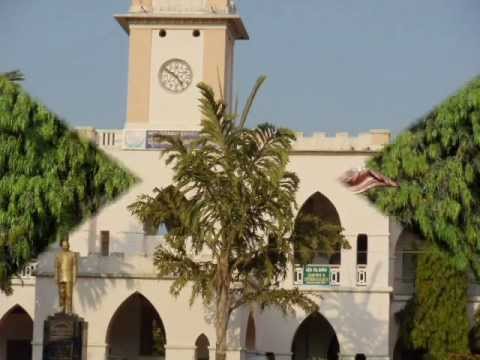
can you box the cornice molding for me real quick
[114,13,248,40]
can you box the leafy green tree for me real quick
[0,75,136,294]
[129,79,346,360]
[366,76,480,360]
[397,244,469,360]
[412,245,470,360]
[367,76,480,275]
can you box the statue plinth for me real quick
[43,312,87,360]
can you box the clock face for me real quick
[159,59,193,93]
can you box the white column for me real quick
[209,346,216,360]
[32,342,43,360]
[226,348,244,360]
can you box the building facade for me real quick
[2,1,474,360]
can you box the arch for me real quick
[297,192,341,227]
[394,229,423,256]
[245,312,256,351]
[0,304,33,324]
[195,333,210,360]
[293,192,342,265]
[106,292,166,359]
[291,312,340,360]
[393,337,424,360]
[0,305,33,360]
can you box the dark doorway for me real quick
[292,312,339,360]
[7,340,32,360]
[0,305,33,360]
[106,293,166,359]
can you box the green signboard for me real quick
[303,265,331,285]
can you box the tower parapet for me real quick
[129,0,236,15]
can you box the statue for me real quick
[44,239,86,360]
[55,238,78,314]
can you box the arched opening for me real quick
[291,312,339,360]
[106,293,166,359]
[393,338,424,360]
[195,334,210,360]
[294,192,342,265]
[245,313,256,351]
[0,305,33,360]
[394,229,424,294]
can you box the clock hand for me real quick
[164,68,185,88]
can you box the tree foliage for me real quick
[0,75,136,293]
[129,80,346,360]
[396,244,470,360]
[367,76,480,275]
[366,76,480,359]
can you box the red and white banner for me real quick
[340,168,399,193]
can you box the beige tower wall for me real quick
[126,27,152,125]
[125,24,236,130]
[148,27,205,131]
[203,27,234,105]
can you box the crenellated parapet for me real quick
[80,127,390,153]
[292,129,391,152]
[128,0,236,14]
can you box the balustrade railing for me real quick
[356,265,367,286]
[294,264,340,287]
[97,130,122,148]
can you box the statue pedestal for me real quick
[43,313,87,360]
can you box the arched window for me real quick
[355,354,366,360]
[394,230,424,294]
[293,192,342,265]
[195,334,210,360]
[356,234,368,265]
[245,313,256,351]
[395,231,423,280]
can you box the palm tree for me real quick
[129,78,346,360]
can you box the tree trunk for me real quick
[215,258,231,360]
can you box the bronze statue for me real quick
[55,238,78,314]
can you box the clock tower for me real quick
[116,0,248,131]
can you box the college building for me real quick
[2,1,475,359]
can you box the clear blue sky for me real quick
[1,0,479,135]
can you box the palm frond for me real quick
[238,75,267,128]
